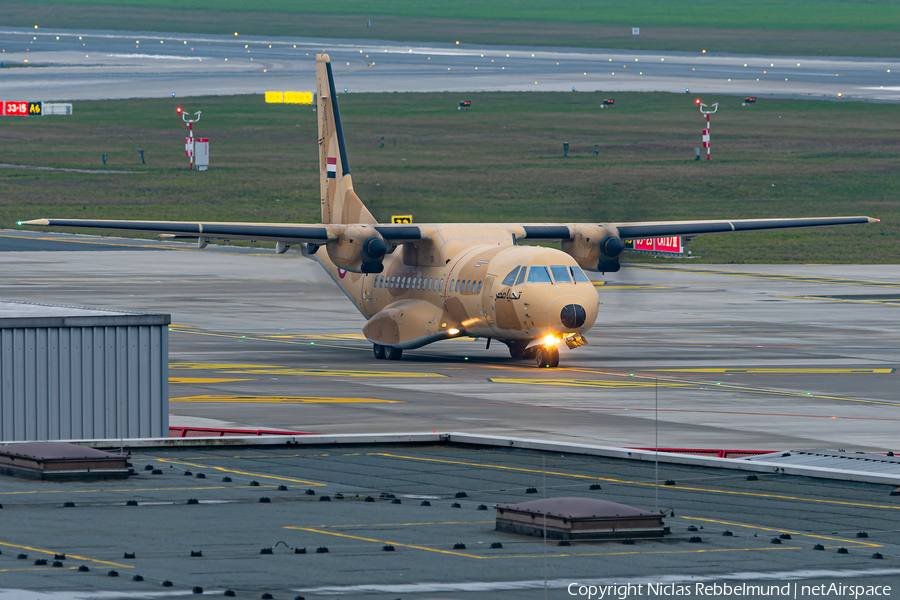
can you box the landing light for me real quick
[541,335,559,347]
[447,328,460,335]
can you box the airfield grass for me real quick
[3,92,897,264]
[6,1,900,57]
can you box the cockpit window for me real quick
[550,265,572,283]
[514,267,527,286]
[569,266,591,283]
[502,266,520,286]
[527,266,552,283]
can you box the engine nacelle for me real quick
[326,225,387,273]
[561,224,623,272]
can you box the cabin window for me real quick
[527,266,552,283]
[454,279,460,292]
[438,279,443,291]
[569,266,591,283]
[477,281,483,293]
[550,265,572,283]
[502,266,520,286]
[514,267,527,286]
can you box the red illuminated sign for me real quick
[631,237,683,254]
[3,101,42,116]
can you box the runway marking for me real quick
[782,295,900,307]
[681,517,882,548]
[443,403,900,421]
[287,527,485,558]
[641,368,895,375]
[285,527,803,560]
[170,394,401,404]
[628,264,900,288]
[169,377,256,384]
[0,541,133,568]
[369,454,900,512]
[490,378,696,389]
[153,459,326,486]
[169,362,445,378]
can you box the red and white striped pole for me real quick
[702,113,710,160]
[695,99,718,161]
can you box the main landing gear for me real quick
[373,344,403,361]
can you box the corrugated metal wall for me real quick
[0,324,168,441]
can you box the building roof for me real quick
[0,299,169,327]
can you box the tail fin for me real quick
[316,53,376,225]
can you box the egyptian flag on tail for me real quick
[327,156,337,178]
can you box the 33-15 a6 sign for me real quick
[3,101,42,116]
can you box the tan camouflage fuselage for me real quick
[308,224,599,349]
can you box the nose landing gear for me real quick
[373,344,403,360]
[536,345,560,368]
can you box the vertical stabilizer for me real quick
[316,53,377,225]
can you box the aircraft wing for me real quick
[518,216,878,241]
[19,219,426,244]
[612,216,878,239]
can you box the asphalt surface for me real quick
[2,229,898,453]
[1,442,899,600]
[1,27,898,102]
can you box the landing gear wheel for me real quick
[373,344,386,360]
[536,346,560,368]
[384,346,403,361]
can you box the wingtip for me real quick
[20,218,49,226]
[868,217,881,224]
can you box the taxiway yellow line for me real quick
[369,453,900,512]
[316,520,493,528]
[153,459,326,486]
[169,362,444,379]
[548,367,900,407]
[681,517,882,548]
[169,395,401,404]
[0,541,133,568]
[643,368,895,375]
[286,527,486,558]
[0,485,280,496]
[169,377,256,384]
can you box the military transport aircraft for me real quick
[23,53,878,368]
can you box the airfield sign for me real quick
[3,101,42,116]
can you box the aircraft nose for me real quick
[560,304,587,329]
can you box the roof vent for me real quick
[494,497,666,540]
[0,442,128,480]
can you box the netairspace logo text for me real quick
[568,582,893,600]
